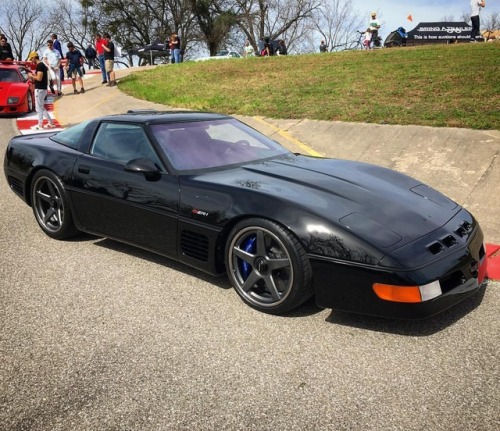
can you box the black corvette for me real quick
[4,111,488,318]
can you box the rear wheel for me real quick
[225,218,313,314]
[31,170,78,239]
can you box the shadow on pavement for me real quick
[325,283,488,336]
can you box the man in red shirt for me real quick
[95,34,108,84]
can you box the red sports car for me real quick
[0,61,35,115]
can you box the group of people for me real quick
[20,32,118,131]
[257,38,288,56]
[318,2,487,52]
[95,33,117,85]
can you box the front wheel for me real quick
[27,91,34,112]
[31,170,78,239]
[225,218,313,314]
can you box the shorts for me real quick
[68,64,83,78]
[105,60,114,73]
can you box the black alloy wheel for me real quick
[31,170,78,239]
[226,218,313,314]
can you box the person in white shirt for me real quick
[470,0,486,42]
[43,39,62,95]
[368,12,381,48]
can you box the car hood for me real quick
[199,155,461,248]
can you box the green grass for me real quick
[119,43,500,129]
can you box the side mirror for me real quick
[125,158,161,180]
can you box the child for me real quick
[363,28,372,49]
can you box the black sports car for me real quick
[4,111,488,318]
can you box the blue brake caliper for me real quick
[240,235,256,280]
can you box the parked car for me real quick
[0,61,35,115]
[194,50,242,62]
[3,111,488,318]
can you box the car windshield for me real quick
[149,118,290,171]
[0,69,21,82]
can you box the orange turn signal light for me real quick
[373,283,422,303]
[373,280,442,303]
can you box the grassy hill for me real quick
[120,43,500,129]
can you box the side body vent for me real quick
[180,230,210,262]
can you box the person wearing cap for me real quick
[369,11,381,48]
[319,40,327,53]
[65,42,85,94]
[26,51,38,68]
[27,53,56,131]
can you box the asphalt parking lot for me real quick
[1,80,499,430]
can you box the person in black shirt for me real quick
[85,44,97,68]
[102,33,116,86]
[277,40,288,55]
[0,36,14,60]
[27,53,56,130]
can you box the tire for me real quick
[31,170,78,240]
[225,218,313,314]
[27,92,34,113]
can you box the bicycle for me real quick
[341,31,366,51]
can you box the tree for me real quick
[482,11,499,36]
[79,0,199,64]
[189,0,239,55]
[48,0,96,55]
[0,0,53,60]
[234,0,321,53]
[310,0,364,52]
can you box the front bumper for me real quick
[311,226,487,319]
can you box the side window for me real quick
[19,68,29,82]
[90,123,164,169]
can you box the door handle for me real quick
[78,165,91,174]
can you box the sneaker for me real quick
[102,80,108,84]
[74,89,79,94]
[109,81,117,87]
[30,125,42,131]
[80,88,85,94]
[57,92,62,96]
[43,123,57,129]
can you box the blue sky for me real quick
[350,0,499,36]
